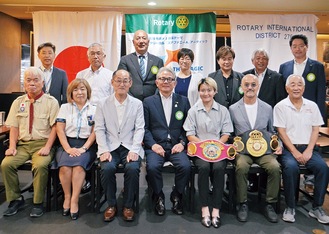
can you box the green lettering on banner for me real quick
[125,12,216,34]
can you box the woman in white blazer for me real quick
[175,48,203,106]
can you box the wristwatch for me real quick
[180,140,186,147]
[82,146,88,151]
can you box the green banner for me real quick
[125,12,216,34]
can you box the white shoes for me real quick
[282,207,295,223]
[309,207,329,224]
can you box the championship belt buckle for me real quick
[233,130,279,157]
[187,139,236,162]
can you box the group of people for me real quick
[1,30,328,229]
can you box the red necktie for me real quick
[28,91,44,134]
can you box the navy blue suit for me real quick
[43,67,68,105]
[143,93,191,197]
[279,58,326,121]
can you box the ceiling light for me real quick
[148,2,157,6]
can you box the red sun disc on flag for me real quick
[54,46,90,83]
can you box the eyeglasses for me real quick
[157,77,176,83]
[113,79,130,85]
[89,51,104,57]
[243,83,257,88]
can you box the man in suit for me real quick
[243,48,286,108]
[94,69,144,222]
[279,34,326,122]
[37,42,68,105]
[208,46,243,109]
[117,30,164,101]
[76,43,114,106]
[243,49,286,192]
[229,74,281,223]
[143,67,191,216]
[279,34,327,194]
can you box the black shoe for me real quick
[237,203,248,222]
[170,195,183,215]
[264,204,278,223]
[212,216,221,228]
[62,208,70,216]
[30,204,44,218]
[201,216,211,228]
[70,211,79,220]
[81,180,91,194]
[3,196,25,217]
[155,197,165,216]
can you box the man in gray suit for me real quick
[94,69,144,222]
[229,74,281,223]
[117,30,164,101]
[37,42,68,105]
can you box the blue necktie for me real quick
[139,55,146,80]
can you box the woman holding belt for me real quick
[183,77,233,228]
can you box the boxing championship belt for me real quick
[187,139,236,162]
[233,130,279,157]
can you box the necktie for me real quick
[139,55,146,79]
[28,91,44,134]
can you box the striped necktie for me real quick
[139,55,146,79]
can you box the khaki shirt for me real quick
[6,94,59,141]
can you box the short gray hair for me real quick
[156,67,176,80]
[251,48,269,60]
[286,74,305,86]
[24,67,43,79]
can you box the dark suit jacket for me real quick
[118,52,164,101]
[43,67,68,105]
[279,58,326,120]
[208,69,243,108]
[143,93,190,149]
[243,68,287,108]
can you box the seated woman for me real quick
[183,77,233,228]
[55,78,97,220]
[175,48,203,106]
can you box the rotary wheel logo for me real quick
[176,16,189,29]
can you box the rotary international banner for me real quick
[229,13,318,72]
[33,11,123,82]
[125,13,216,77]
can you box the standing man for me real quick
[143,67,191,216]
[76,43,114,106]
[37,42,68,105]
[208,46,243,109]
[94,69,144,222]
[279,34,326,122]
[243,48,286,108]
[229,74,281,223]
[117,30,164,101]
[274,74,329,224]
[1,67,59,217]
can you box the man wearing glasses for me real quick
[229,74,281,223]
[94,69,144,222]
[143,67,191,216]
[76,43,114,106]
